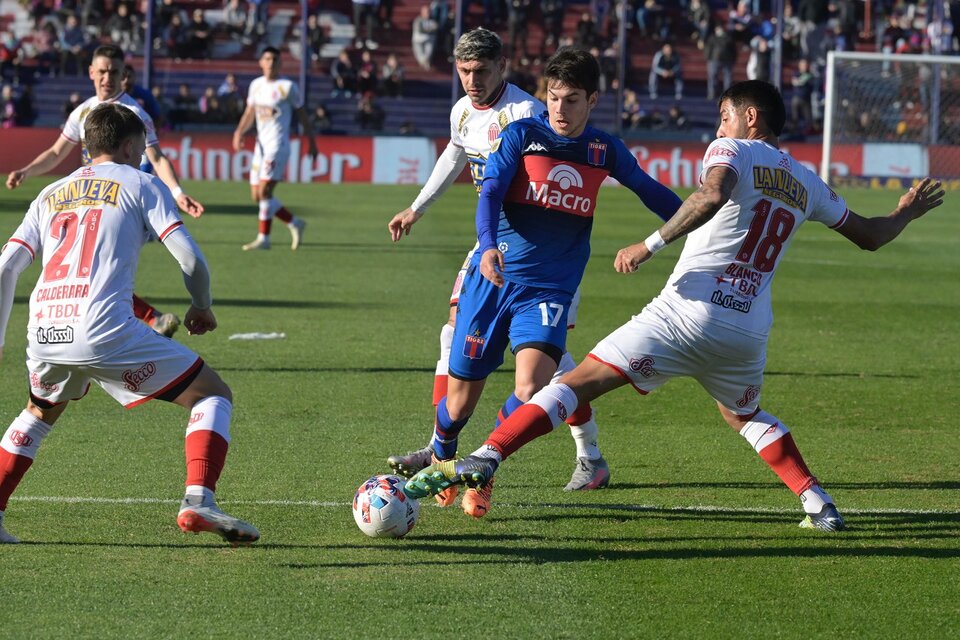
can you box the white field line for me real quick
[9,495,959,516]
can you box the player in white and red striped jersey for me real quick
[0,104,258,545]
[405,80,945,532]
[5,44,202,338]
[233,46,317,251]
[386,29,612,502]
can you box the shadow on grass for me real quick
[606,480,960,491]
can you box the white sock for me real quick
[184,485,214,502]
[436,323,454,376]
[529,383,579,429]
[738,411,789,453]
[568,413,601,459]
[800,485,833,515]
[471,444,503,464]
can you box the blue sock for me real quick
[432,397,470,459]
[496,393,524,427]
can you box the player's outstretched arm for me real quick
[388,207,425,241]
[146,145,205,218]
[615,165,737,273]
[835,178,945,251]
[6,136,76,190]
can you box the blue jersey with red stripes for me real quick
[477,113,680,294]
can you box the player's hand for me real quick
[480,248,505,287]
[232,132,245,152]
[6,170,26,190]
[388,208,424,242]
[177,193,205,218]
[615,242,653,273]
[898,178,945,220]
[184,306,217,335]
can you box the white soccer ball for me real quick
[352,474,419,538]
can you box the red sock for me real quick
[132,293,156,322]
[485,404,555,460]
[566,401,592,426]
[757,433,817,495]
[258,219,272,235]
[274,207,293,223]
[432,374,448,407]
[185,431,229,492]
[0,449,34,511]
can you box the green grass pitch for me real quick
[0,178,957,638]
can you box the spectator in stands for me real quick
[663,103,689,130]
[0,33,23,84]
[575,12,600,49]
[356,93,385,131]
[621,88,646,130]
[398,120,420,135]
[381,52,404,97]
[0,84,15,128]
[798,0,829,59]
[14,84,35,126]
[728,0,755,45]
[539,0,564,61]
[790,58,815,133]
[592,44,618,93]
[705,23,736,100]
[222,0,249,41]
[353,0,380,50]
[151,85,172,128]
[62,91,83,124]
[429,0,453,61]
[80,0,104,31]
[378,0,395,30]
[59,14,90,76]
[648,42,683,100]
[171,82,199,127]
[331,49,358,97]
[507,0,532,64]
[245,0,270,43]
[186,8,213,59]
[299,12,326,64]
[747,35,772,83]
[217,72,244,118]
[123,65,161,121]
[357,49,378,95]
[688,0,712,49]
[104,3,139,54]
[591,0,612,40]
[312,104,333,133]
[31,22,59,76]
[155,0,183,39]
[637,0,666,40]
[199,86,223,121]
[412,4,439,70]
[780,1,803,59]
[164,12,189,59]
[831,0,858,51]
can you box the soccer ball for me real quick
[352,474,419,538]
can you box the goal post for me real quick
[821,50,960,186]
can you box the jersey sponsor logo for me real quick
[36,284,90,303]
[463,331,486,359]
[587,141,607,166]
[736,385,761,409]
[710,290,752,313]
[30,372,60,393]
[523,163,595,214]
[752,166,809,211]
[524,141,548,153]
[457,108,469,134]
[488,122,501,144]
[45,178,121,212]
[36,325,75,344]
[122,361,157,392]
[628,356,656,377]
[8,430,33,447]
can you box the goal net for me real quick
[821,50,960,187]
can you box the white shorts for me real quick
[589,297,767,415]
[26,325,203,409]
[250,143,290,185]
[449,242,581,329]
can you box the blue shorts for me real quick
[448,264,572,381]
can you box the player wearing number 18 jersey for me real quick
[0,104,259,545]
[405,80,946,533]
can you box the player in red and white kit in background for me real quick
[386,28,611,501]
[404,80,945,532]
[0,104,259,545]
[5,44,203,339]
[233,46,317,251]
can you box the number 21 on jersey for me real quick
[44,208,102,283]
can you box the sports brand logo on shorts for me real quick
[463,332,486,359]
[629,356,657,378]
[736,385,761,409]
[587,142,607,166]
[123,362,157,392]
[30,372,59,393]
[8,430,33,447]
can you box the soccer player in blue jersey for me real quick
[414,47,682,518]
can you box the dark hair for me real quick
[92,44,125,63]
[718,80,786,136]
[84,103,146,157]
[261,46,281,58]
[543,48,600,97]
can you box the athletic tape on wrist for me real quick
[644,230,666,254]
